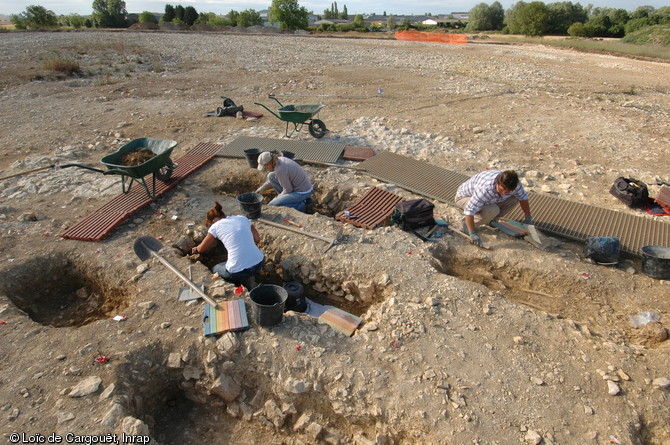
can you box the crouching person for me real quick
[255,151,313,212]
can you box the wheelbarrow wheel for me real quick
[155,158,174,182]
[308,119,327,139]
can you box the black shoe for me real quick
[305,197,315,214]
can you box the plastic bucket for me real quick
[584,237,620,264]
[283,281,307,313]
[281,151,295,160]
[236,192,263,219]
[641,245,670,279]
[249,284,288,327]
[244,148,261,168]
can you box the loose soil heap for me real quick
[0,31,669,445]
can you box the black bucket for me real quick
[244,148,261,168]
[236,192,263,219]
[584,236,620,264]
[283,281,307,313]
[249,284,288,327]
[281,151,295,160]
[641,245,670,279]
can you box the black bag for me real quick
[392,198,435,230]
[609,177,648,209]
[216,96,244,117]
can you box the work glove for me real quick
[254,187,263,194]
[523,215,533,225]
[469,231,483,247]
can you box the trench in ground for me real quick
[207,176,375,316]
[0,253,129,327]
[122,343,378,443]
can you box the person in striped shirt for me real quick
[455,170,532,247]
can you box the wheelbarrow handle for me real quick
[57,163,108,174]
[254,102,281,120]
[268,95,284,107]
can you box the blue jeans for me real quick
[213,259,263,286]
[267,172,312,210]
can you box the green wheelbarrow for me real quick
[254,95,328,138]
[59,138,178,200]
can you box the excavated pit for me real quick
[212,168,341,217]
[120,339,376,443]
[0,253,129,327]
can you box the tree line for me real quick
[9,0,307,30]
[9,0,670,37]
[466,1,670,37]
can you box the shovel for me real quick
[133,236,219,308]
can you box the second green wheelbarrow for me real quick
[254,95,328,139]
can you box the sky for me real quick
[1,0,668,18]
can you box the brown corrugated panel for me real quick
[358,151,469,204]
[656,186,670,207]
[61,142,222,241]
[217,136,345,164]
[359,151,670,256]
[343,146,376,161]
[335,187,404,230]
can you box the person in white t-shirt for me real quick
[191,201,264,287]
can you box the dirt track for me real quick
[0,31,669,444]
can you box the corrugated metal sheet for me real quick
[359,151,468,205]
[335,187,404,230]
[61,142,222,241]
[217,136,345,164]
[359,151,670,256]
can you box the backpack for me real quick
[216,96,244,117]
[391,198,435,230]
[609,177,648,209]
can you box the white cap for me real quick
[257,151,273,171]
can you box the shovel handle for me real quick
[148,251,220,308]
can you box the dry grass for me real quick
[43,57,81,75]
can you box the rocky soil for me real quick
[0,30,669,445]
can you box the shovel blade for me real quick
[133,236,164,261]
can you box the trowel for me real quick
[525,224,543,245]
[178,265,205,301]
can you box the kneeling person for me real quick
[192,201,264,288]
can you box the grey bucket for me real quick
[244,148,261,168]
[249,284,288,327]
[641,245,670,279]
[584,237,620,264]
[237,192,263,219]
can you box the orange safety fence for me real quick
[395,30,468,44]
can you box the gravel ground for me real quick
[0,30,669,445]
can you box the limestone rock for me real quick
[69,376,102,397]
[210,374,241,402]
[122,416,150,436]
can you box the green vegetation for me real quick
[269,0,309,30]
[91,0,127,28]
[138,11,157,24]
[623,24,670,46]
[466,2,504,32]
[494,34,670,60]
[11,5,58,29]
